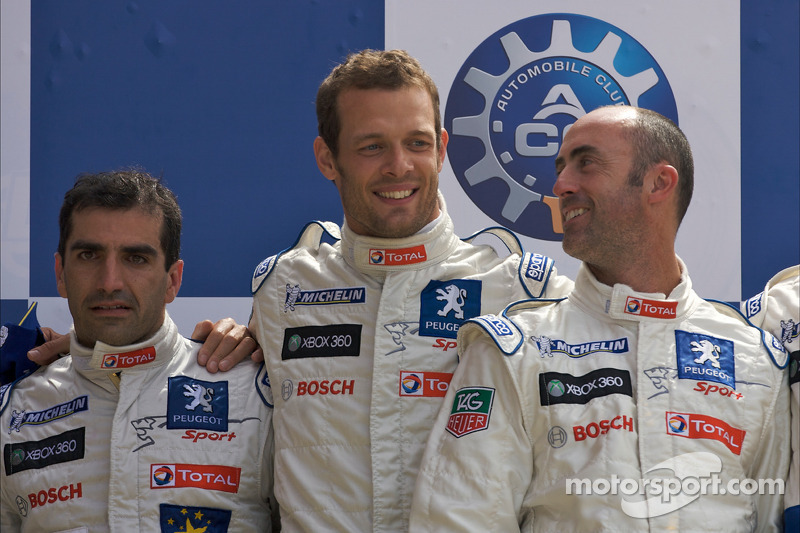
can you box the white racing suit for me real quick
[410,261,790,532]
[742,264,799,531]
[0,314,274,532]
[248,199,573,531]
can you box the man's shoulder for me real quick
[459,298,564,356]
[251,221,342,294]
[0,360,77,418]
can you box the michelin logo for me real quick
[285,284,366,312]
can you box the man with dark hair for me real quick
[23,50,573,531]
[0,170,275,531]
[409,106,790,531]
[245,49,573,531]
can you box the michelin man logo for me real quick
[533,335,553,357]
[184,383,214,412]
[445,14,677,240]
[691,340,721,369]
[437,284,468,319]
[285,284,301,312]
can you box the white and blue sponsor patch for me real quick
[472,315,514,337]
[7,395,88,433]
[675,330,736,389]
[419,279,482,339]
[523,253,551,282]
[166,376,229,432]
[741,292,763,318]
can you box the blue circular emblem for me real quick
[445,13,678,241]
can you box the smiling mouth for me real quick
[377,190,414,199]
[564,208,588,222]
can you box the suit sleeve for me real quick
[409,335,533,532]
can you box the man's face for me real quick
[553,108,647,266]
[55,207,182,348]
[315,86,448,238]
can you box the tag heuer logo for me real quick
[446,387,495,438]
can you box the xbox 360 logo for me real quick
[10,448,25,466]
[547,379,565,397]
[445,13,677,240]
[287,334,302,352]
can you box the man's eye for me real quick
[77,251,95,260]
[129,255,147,265]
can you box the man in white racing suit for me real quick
[410,106,790,531]
[0,171,275,532]
[244,49,573,531]
[742,265,799,531]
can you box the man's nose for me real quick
[98,257,125,293]
[382,146,414,178]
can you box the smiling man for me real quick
[0,171,275,531]
[409,106,790,531]
[243,49,574,532]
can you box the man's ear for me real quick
[647,163,679,205]
[314,136,338,183]
[164,260,184,304]
[437,128,449,173]
[54,252,68,298]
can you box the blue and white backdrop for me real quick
[1,0,798,334]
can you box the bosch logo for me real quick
[547,426,568,448]
[445,14,676,240]
[28,483,83,508]
[281,379,294,401]
[296,379,355,396]
[573,414,634,441]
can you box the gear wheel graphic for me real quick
[452,19,659,223]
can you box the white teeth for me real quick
[565,208,587,221]
[377,190,413,199]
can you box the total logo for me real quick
[101,346,156,369]
[666,412,746,455]
[445,14,677,240]
[573,414,634,441]
[150,463,241,493]
[399,371,452,397]
[368,245,427,266]
[624,297,678,319]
